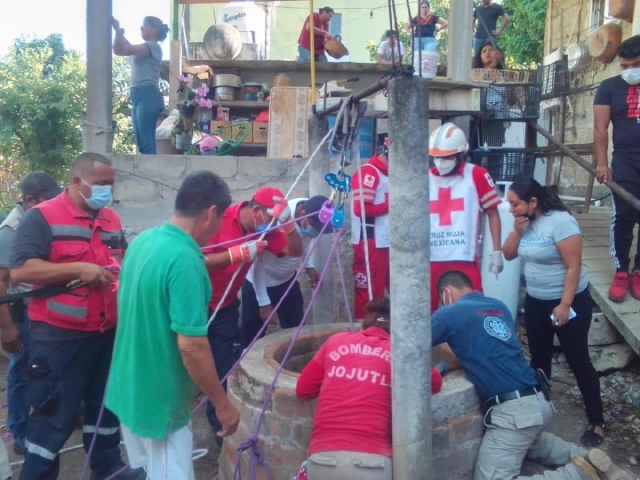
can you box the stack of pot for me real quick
[211,74,242,101]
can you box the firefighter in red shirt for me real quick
[9,153,144,480]
[296,297,442,480]
[429,123,504,312]
[351,138,390,320]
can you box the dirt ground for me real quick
[1,350,640,479]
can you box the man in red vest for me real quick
[429,123,504,313]
[10,153,144,480]
[351,138,390,320]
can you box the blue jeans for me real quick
[7,309,30,449]
[130,84,164,155]
[415,36,437,52]
[297,45,328,63]
[474,37,490,55]
[206,300,241,442]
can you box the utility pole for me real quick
[308,117,335,324]
[388,76,432,480]
[84,0,113,153]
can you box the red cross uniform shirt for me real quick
[351,155,390,247]
[205,202,288,310]
[429,162,500,263]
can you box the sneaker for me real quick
[586,448,632,480]
[572,456,600,480]
[608,272,629,303]
[91,466,147,480]
[630,271,640,300]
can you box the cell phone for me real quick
[549,308,577,324]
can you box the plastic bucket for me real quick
[413,50,439,79]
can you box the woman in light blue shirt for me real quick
[112,16,169,154]
[502,176,606,448]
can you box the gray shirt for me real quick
[518,210,589,300]
[130,41,162,89]
[0,205,31,294]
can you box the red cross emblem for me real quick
[430,187,465,226]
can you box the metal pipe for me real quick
[315,78,389,118]
[173,0,179,41]
[529,121,640,212]
[388,76,432,480]
[310,0,317,113]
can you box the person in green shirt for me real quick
[106,170,240,479]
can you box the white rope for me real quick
[206,128,333,327]
[355,144,374,302]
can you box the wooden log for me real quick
[588,23,623,64]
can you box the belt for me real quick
[483,386,540,409]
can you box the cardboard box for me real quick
[210,121,232,140]
[231,122,253,143]
[252,122,269,144]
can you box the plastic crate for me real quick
[480,83,542,120]
[470,148,536,182]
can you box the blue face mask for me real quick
[254,222,269,233]
[80,179,113,210]
[301,226,320,238]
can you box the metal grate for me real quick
[480,84,542,121]
[470,148,536,182]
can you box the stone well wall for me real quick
[218,324,483,480]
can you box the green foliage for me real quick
[0,35,86,182]
[112,57,136,155]
[500,0,547,68]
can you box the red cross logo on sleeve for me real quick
[430,187,465,226]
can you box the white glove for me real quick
[489,251,504,275]
[268,196,295,234]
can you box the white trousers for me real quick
[0,441,11,480]
[121,422,196,480]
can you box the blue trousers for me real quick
[19,328,123,480]
[130,85,164,155]
[240,276,304,350]
[206,300,241,440]
[7,309,31,450]
[297,45,328,62]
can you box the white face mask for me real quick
[622,68,640,85]
[434,158,457,175]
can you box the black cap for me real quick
[303,195,334,234]
[18,172,63,200]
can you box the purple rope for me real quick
[234,435,275,480]
[201,212,318,252]
[191,219,333,415]
[78,393,107,480]
[233,231,343,480]
[334,235,355,331]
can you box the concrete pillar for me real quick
[447,0,473,136]
[308,117,335,324]
[633,0,640,36]
[169,0,181,111]
[387,76,432,480]
[84,0,113,153]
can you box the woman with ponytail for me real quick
[502,176,606,447]
[112,16,169,154]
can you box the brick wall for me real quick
[218,324,483,480]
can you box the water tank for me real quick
[219,1,266,59]
[481,181,521,320]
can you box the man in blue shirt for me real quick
[432,270,630,480]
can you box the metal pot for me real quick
[213,86,238,101]
[212,74,242,88]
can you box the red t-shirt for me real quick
[298,13,327,55]
[205,202,288,310]
[429,163,501,210]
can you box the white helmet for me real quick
[429,123,469,157]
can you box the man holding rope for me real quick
[10,153,142,480]
[106,171,240,480]
[351,138,390,321]
[203,186,303,443]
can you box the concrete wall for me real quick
[188,0,392,63]
[110,154,354,323]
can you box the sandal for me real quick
[581,423,606,447]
